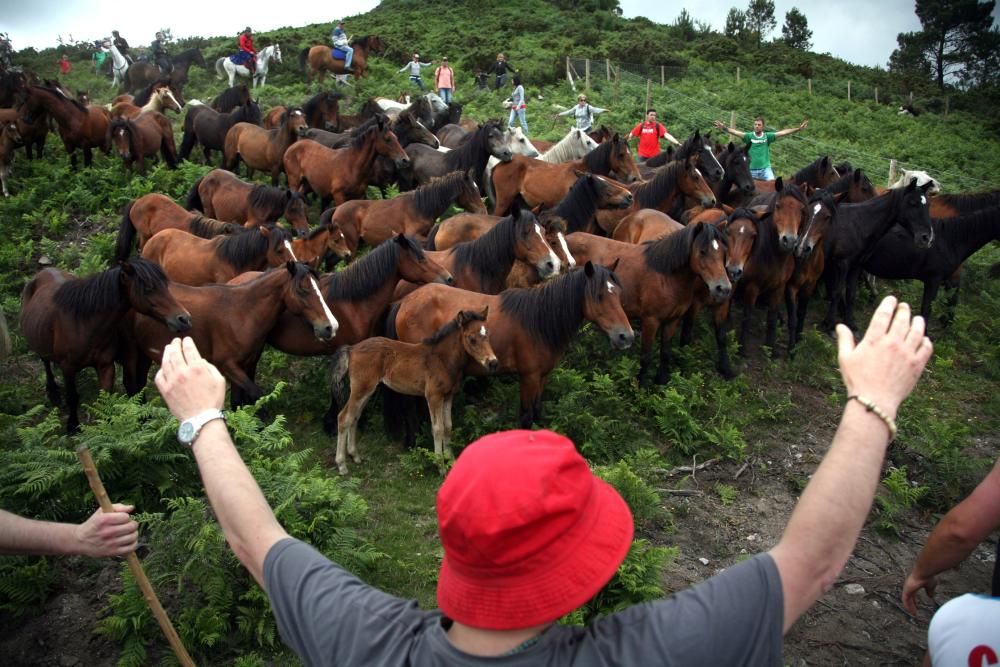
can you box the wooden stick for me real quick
[77,446,196,667]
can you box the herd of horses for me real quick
[5,42,1000,474]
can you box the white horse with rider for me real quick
[107,40,129,89]
[215,44,282,88]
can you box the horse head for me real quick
[581,261,634,350]
[721,208,758,283]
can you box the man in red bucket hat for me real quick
[154,294,932,664]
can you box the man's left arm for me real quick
[775,120,809,138]
[662,125,681,146]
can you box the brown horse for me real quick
[141,225,294,285]
[186,169,310,236]
[299,35,385,84]
[283,115,409,208]
[594,156,718,235]
[398,205,560,297]
[0,120,21,197]
[263,90,343,130]
[124,262,337,407]
[385,262,634,429]
[115,193,239,260]
[789,155,839,190]
[287,222,353,268]
[490,133,641,215]
[223,107,307,184]
[108,113,178,174]
[0,105,48,160]
[330,170,484,251]
[124,48,206,94]
[611,209,684,244]
[179,100,261,164]
[331,308,496,474]
[787,191,841,347]
[20,257,191,432]
[109,81,183,118]
[566,222,732,384]
[19,84,110,169]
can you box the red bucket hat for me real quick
[436,430,634,630]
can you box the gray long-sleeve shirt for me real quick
[399,60,432,76]
[558,103,608,130]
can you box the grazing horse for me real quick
[821,180,936,332]
[178,100,261,164]
[187,169,310,236]
[223,107,307,184]
[594,156,717,235]
[386,262,634,429]
[211,84,251,113]
[215,43,282,88]
[110,81,182,118]
[300,35,385,84]
[20,258,191,432]
[863,206,1000,325]
[125,262,337,407]
[264,90,343,130]
[283,115,409,208]
[124,48,206,93]
[402,205,560,296]
[115,193,239,260]
[330,170,484,251]
[0,120,21,197]
[490,133,640,215]
[19,84,110,169]
[331,308,496,474]
[405,119,512,190]
[108,113,177,174]
[141,224,294,285]
[566,223,732,385]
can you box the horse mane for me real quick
[500,264,617,350]
[133,80,168,107]
[349,114,388,148]
[189,215,234,239]
[749,207,787,264]
[823,171,856,195]
[325,235,425,301]
[557,173,602,233]
[451,209,530,288]
[232,100,262,125]
[423,310,486,346]
[934,191,1000,216]
[633,160,685,209]
[248,185,288,220]
[581,139,615,173]
[109,117,139,158]
[792,156,831,185]
[932,205,1000,245]
[211,85,249,111]
[350,36,372,49]
[412,171,470,219]
[52,258,168,320]
[36,84,88,113]
[644,222,726,276]
[214,225,290,268]
[446,120,500,171]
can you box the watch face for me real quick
[178,421,196,443]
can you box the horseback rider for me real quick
[331,21,353,72]
[238,27,257,77]
[112,30,132,64]
[151,31,172,75]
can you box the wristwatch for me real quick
[177,409,226,447]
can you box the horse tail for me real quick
[215,58,226,80]
[298,47,310,75]
[185,177,204,211]
[378,302,410,442]
[329,346,352,410]
[115,201,137,262]
[161,123,178,169]
[424,223,440,250]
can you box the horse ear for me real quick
[691,221,705,238]
[584,260,596,277]
[259,225,271,238]
[456,310,469,326]
[480,305,490,321]
[821,155,829,168]
[774,176,784,192]
[727,141,735,152]
[853,169,863,183]
[611,132,621,143]
[608,257,621,272]
[286,261,297,275]
[919,180,933,193]
[393,233,408,246]
[906,177,918,191]
[693,129,701,139]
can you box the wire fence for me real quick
[567,56,998,193]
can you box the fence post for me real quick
[874,86,878,104]
[614,64,620,106]
[945,96,949,116]
[847,81,851,101]
[730,110,736,130]
[909,91,914,104]
[585,58,590,91]
[566,56,575,92]
[808,78,812,95]
[736,66,740,83]
[606,58,610,81]
[888,159,898,187]
[645,79,652,113]
[661,65,665,87]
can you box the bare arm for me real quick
[154,337,288,587]
[712,120,745,139]
[769,297,932,634]
[663,131,682,146]
[0,505,138,557]
[902,457,1000,614]
[774,120,809,138]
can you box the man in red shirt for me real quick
[238,27,256,77]
[57,54,72,76]
[628,109,680,163]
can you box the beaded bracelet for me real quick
[847,395,897,441]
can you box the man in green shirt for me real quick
[713,116,809,180]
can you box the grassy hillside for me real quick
[1,2,998,665]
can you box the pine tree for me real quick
[781,7,813,50]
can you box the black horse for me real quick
[211,84,251,113]
[124,48,206,94]
[179,100,261,164]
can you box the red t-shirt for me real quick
[58,59,71,74]
[630,121,667,159]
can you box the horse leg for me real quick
[83,147,94,168]
[427,393,446,460]
[638,317,659,387]
[921,278,941,330]
[783,287,798,356]
[712,301,737,379]
[64,369,81,434]
[654,320,680,384]
[821,265,845,332]
[69,149,78,171]
[740,292,756,357]
[844,266,862,333]
[518,373,544,428]
[270,166,280,187]
[795,292,810,344]
[442,394,455,461]
[679,308,695,346]
[43,360,62,406]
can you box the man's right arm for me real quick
[769,297,932,634]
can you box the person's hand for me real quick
[799,120,809,130]
[901,569,938,615]
[154,337,226,421]
[74,504,138,557]
[712,120,725,130]
[836,296,933,419]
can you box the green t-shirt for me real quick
[743,131,777,170]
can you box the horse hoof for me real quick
[351,454,362,464]
[719,367,738,380]
[337,464,349,476]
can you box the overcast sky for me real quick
[4,1,997,69]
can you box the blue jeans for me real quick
[750,166,775,181]
[438,87,452,104]
[508,108,528,135]
[495,73,506,90]
[409,75,425,90]
[341,45,354,68]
